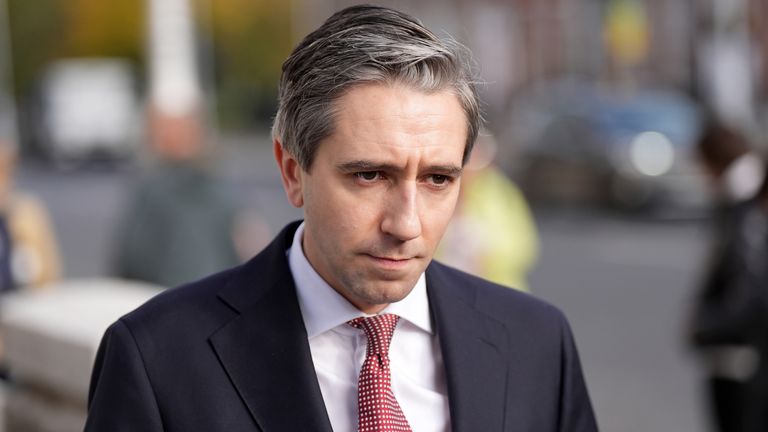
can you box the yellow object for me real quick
[604,0,649,66]
[437,166,539,291]
[7,194,62,288]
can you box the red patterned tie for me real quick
[347,314,413,432]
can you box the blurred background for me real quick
[1,0,767,431]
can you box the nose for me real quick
[381,182,422,242]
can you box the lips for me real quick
[371,256,410,261]
[364,253,416,271]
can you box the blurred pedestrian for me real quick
[689,120,768,432]
[0,111,62,380]
[0,108,61,292]
[112,109,242,288]
[0,143,61,292]
[113,0,269,287]
[436,132,539,291]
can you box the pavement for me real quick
[531,211,711,432]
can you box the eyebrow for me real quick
[337,160,464,177]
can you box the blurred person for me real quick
[436,132,539,291]
[112,0,271,287]
[0,117,61,380]
[0,138,61,293]
[86,6,598,432]
[112,108,242,287]
[689,121,768,432]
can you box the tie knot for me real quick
[347,313,400,356]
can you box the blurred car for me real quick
[502,80,707,216]
[37,58,141,164]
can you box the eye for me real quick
[430,175,449,185]
[354,171,382,182]
[426,174,454,187]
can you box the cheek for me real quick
[324,184,385,225]
[422,190,460,236]
[303,177,345,220]
[434,205,458,236]
[304,183,379,242]
[335,204,381,243]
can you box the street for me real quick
[532,211,710,432]
[17,140,713,432]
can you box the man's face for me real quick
[275,83,467,313]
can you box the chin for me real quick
[365,281,416,304]
[339,271,421,309]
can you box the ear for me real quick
[273,138,304,207]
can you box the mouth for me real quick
[364,253,417,270]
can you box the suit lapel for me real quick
[209,223,333,432]
[427,263,509,432]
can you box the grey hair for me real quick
[272,5,482,170]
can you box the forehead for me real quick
[320,84,467,162]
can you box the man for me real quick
[85,5,597,431]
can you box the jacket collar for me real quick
[426,262,509,431]
[210,221,334,432]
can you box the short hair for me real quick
[696,120,751,178]
[272,5,482,171]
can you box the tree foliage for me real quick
[201,0,292,127]
[7,0,291,128]
[7,0,143,96]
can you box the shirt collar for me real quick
[288,222,433,338]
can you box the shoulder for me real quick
[9,193,49,220]
[119,265,242,341]
[428,261,568,329]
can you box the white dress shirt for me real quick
[288,222,451,432]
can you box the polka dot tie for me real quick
[347,314,413,432]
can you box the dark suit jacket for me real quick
[85,221,598,431]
